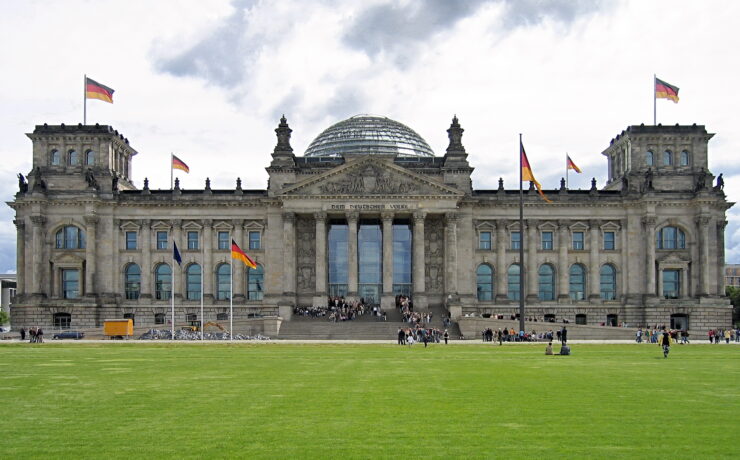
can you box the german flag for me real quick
[567,155,582,173]
[85,77,114,103]
[521,142,552,203]
[172,155,190,173]
[231,240,257,269]
[655,77,679,103]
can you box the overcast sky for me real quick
[2,0,740,273]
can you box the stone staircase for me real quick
[457,317,639,340]
[277,303,459,340]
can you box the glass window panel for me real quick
[393,223,412,291]
[155,264,172,300]
[479,231,492,250]
[216,264,231,300]
[51,149,61,165]
[511,231,521,250]
[541,231,553,250]
[600,264,616,300]
[603,231,615,250]
[248,265,264,300]
[157,231,168,250]
[187,231,199,250]
[663,150,673,166]
[507,264,520,300]
[85,150,95,165]
[62,269,79,299]
[68,150,80,166]
[646,150,654,166]
[663,269,680,299]
[538,264,555,300]
[680,150,689,166]
[186,264,201,300]
[569,264,585,300]
[572,231,584,250]
[249,231,261,250]
[328,223,348,292]
[126,231,137,250]
[476,264,493,301]
[218,231,230,250]
[125,264,141,300]
[358,223,382,284]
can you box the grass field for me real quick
[1,342,738,459]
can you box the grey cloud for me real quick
[500,0,607,29]
[270,84,367,127]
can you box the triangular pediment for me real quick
[280,157,463,198]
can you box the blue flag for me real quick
[173,241,182,266]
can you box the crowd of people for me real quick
[397,326,449,346]
[293,296,389,322]
[707,328,740,343]
[480,327,568,343]
[17,327,43,343]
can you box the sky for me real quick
[2,0,740,274]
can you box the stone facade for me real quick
[7,118,734,333]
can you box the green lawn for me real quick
[1,343,738,459]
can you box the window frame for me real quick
[476,264,493,301]
[603,231,615,250]
[62,268,80,299]
[248,231,261,250]
[187,231,199,250]
[156,231,168,250]
[510,231,521,250]
[478,231,492,250]
[572,231,585,250]
[600,264,617,300]
[217,231,230,250]
[569,264,586,301]
[124,264,141,300]
[125,231,138,250]
[247,265,264,300]
[541,231,553,250]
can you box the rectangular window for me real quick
[62,269,79,299]
[663,269,681,299]
[541,231,553,250]
[218,231,230,250]
[572,231,584,250]
[511,231,521,250]
[125,231,137,250]
[479,231,492,250]
[187,231,199,250]
[249,231,261,250]
[604,231,615,250]
[156,231,168,250]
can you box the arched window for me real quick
[125,264,141,300]
[663,150,673,166]
[507,264,520,301]
[600,264,617,300]
[538,264,555,301]
[476,264,493,301]
[155,264,172,300]
[55,225,86,249]
[680,150,689,166]
[53,312,72,329]
[569,264,586,300]
[656,226,686,249]
[186,264,201,300]
[85,149,95,165]
[51,149,61,165]
[68,149,80,166]
[216,263,231,300]
[247,265,264,300]
[646,150,654,166]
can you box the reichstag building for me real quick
[8,115,733,333]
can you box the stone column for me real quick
[412,212,427,310]
[313,212,327,306]
[30,216,45,296]
[172,220,183,300]
[643,217,656,297]
[681,268,689,299]
[495,221,507,300]
[557,221,569,301]
[347,212,359,297]
[203,219,213,301]
[283,212,296,296]
[14,219,25,296]
[381,212,394,310]
[232,220,245,301]
[445,213,458,295]
[697,216,710,296]
[140,219,152,299]
[526,220,538,302]
[588,220,600,301]
[84,215,98,296]
[717,220,728,296]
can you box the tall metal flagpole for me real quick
[518,134,525,334]
[170,153,174,190]
[653,74,657,125]
[229,257,234,341]
[83,74,87,125]
[171,261,175,340]
[200,239,204,341]
[565,152,569,189]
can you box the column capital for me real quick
[445,212,459,224]
[588,219,601,229]
[694,215,711,226]
[314,211,327,222]
[413,211,426,222]
[202,219,213,228]
[283,212,295,222]
[557,219,571,230]
[642,216,657,227]
[231,218,244,228]
[30,215,46,226]
[83,215,99,226]
[13,219,25,230]
[381,212,394,223]
[170,219,182,229]
[347,211,359,223]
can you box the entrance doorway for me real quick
[606,314,618,327]
[670,314,688,330]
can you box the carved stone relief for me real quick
[317,164,420,195]
[296,215,316,293]
[424,215,445,293]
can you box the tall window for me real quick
[680,150,689,166]
[62,269,80,299]
[51,149,61,165]
[538,264,555,301]
[55,226,86,249]
[569,264,586,300]
[85,150,95,165]
[218,231,230,250]
[572,231,584,250]
[157,231,168,250]
[247,265,264,300]
[358,222,382,304]
[603,231,615,250]
[663,150,673,166]
[125,231,137,250]
[663,269,680,299]
[657,226,686,249]
[646,150,654,166]
[125,264,141,300]
[186,264,201,300]
[541,231,553,250]
[187,231,199,250]
[600,264,616,300]
[216,264,231,300]
[392,222,412,296]
[249,231,261,250]
[476,264,493,301]
[511,231,521,250]
[479,231,492,250]
[155,264,172,300]
[328,222,348,298]
[68,149,80,166]
[507,264,521,300]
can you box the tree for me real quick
[726,286,740,325]
[0,310,9,326]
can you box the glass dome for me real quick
[304,115,435,158]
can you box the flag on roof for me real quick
[172,155,190,173]
[567,155,582,173]
[85,77,114,103]
[655,77,679,103]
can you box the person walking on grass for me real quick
[19,327,25,341]
[660,329,671,358]
[443,329,449,345]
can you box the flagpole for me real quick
[83,74,87,125]
[565,152,569,189]
[518,134,525,334]
[653,74,657,125]
[200,238,204,341]
[230,257,234,341]
[170,153,174,190]
[171,260,175,340]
